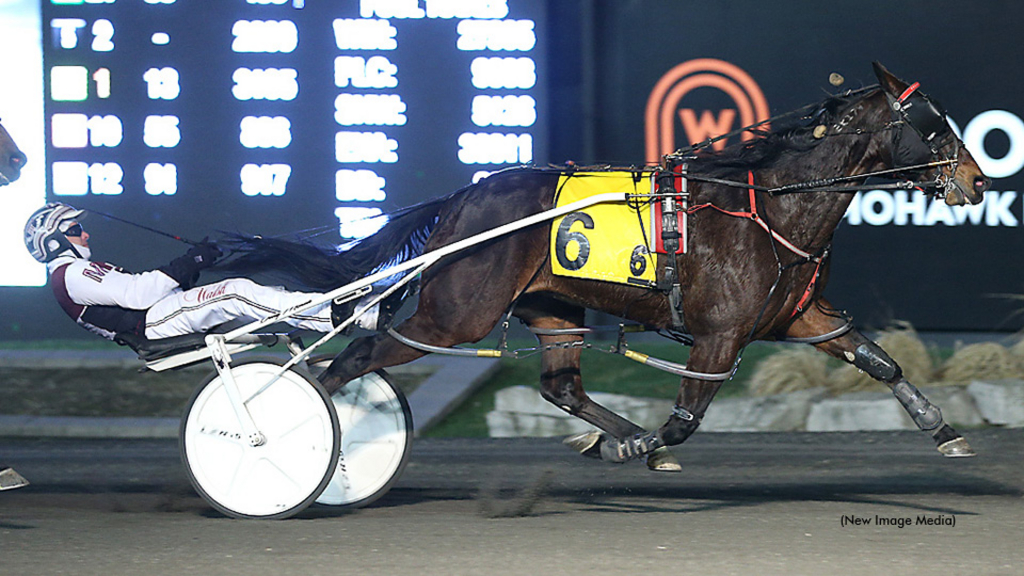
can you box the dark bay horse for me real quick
[0,119,29,490]
[228,63,991,469]
[0,119,28,187]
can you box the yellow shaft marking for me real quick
[624,350,649,363]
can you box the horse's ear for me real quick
[872,61,909,96]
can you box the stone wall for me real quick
[486,380,1024,437]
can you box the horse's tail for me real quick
[216,193,455,291]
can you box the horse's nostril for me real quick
[974,176,991,193]
[10,151,27,168]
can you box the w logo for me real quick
[645,59,770,164]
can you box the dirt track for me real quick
[1,431,1022,575]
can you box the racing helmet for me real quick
[24,202,85,262]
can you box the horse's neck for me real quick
[760,119,889,251]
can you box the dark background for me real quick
[584,1,1024,333]
[4,0,1022,340]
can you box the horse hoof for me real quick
[563,431,602,459]
[0,467,29,491]
[937,437,976,458]
[646,447,681,473]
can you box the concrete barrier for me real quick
[487,385,673,437]
[968,380,1024,426]
[702,388,826,432]
[806,392,917,432]
[486,381,1013,437]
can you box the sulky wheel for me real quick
[307,356,413,509]
[180,357,339,519]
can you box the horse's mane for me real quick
[216,189,464,291]
[687,89,878,177]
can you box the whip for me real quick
[89,209,201,246]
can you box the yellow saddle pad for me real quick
[550,171,657,287]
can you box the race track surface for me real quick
[1,430,1022,575]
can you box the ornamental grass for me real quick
[748,322,1024,396]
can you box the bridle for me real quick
[885,82,961,200]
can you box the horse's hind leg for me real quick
[516,296,681,471]
[318,287,504,394]
[785,300,975,457]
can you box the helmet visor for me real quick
[63,222,84,237]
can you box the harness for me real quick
[688,171,818,261]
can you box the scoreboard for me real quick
[27,0,546,283]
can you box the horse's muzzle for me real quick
[956,175,988,206]
[973,175,992,195]
[943,169,989,206]
[1,149,27,185]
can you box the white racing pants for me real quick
[144,278,333,339]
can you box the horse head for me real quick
[0,120,28,186]
[873,62,990,206]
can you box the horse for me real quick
[0,118,28,187]
[0,119,29,490]
[224,63,991,470]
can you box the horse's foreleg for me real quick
[785,300,975,457]
[596,335,742,465]
[539,332,687,468]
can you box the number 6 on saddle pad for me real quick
[550,171,662,288]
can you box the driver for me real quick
[24,202,381,341]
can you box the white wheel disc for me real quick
[313,369,412,507]
[181,360,339,519]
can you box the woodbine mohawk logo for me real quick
[644,58,770,164]
[645,59,1024,227]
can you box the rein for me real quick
[639,158,958,197]
[89,208,201,246]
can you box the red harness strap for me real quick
[687,172,818,261]
[897,82,921,104]
[792,254,826,318]
[686,171,826,318]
